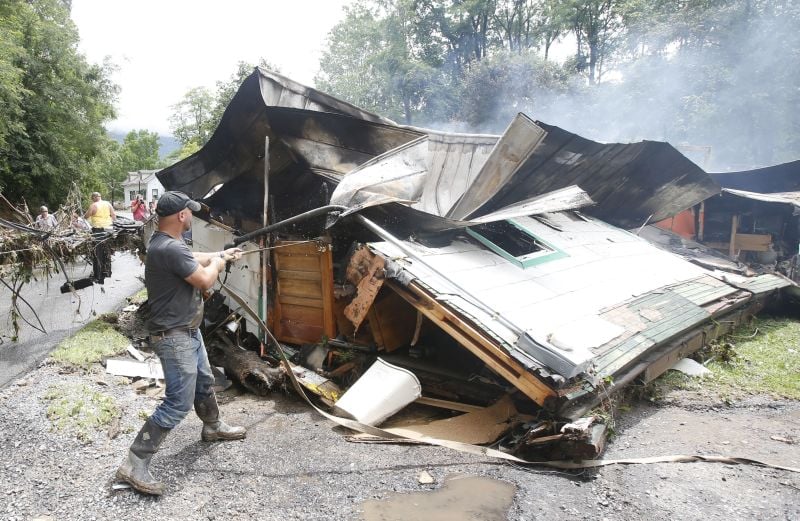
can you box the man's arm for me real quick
[85,202,96,218]
[108,202,116,219]
[193,247,243,267]
[184,256,227,290]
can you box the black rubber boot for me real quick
[115,418,171,495]
[194,394,246,442]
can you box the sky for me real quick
[71,0,352,136]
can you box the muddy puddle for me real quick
[361,474,516,521]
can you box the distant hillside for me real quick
[158,135,180,159]
[107,129,181,159]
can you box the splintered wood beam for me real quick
[386,280,557,409]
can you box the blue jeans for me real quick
[149,330,215,429]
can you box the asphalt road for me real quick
[0,252,144,388]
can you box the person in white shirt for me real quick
[35,206,58,231]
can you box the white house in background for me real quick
[122,170,164,207]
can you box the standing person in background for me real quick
[148,199,157,218]
[85,192,116,283]
[35,206,58,231]
[85,192,116,230]
[131,194,147,222]
[115,191,245,496]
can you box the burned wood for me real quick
[209,331,284,395]
[344,247,385,331]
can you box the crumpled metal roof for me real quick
[721,188,800,210]
[710,160,800,193]
[469,121,719,229]
[158,68,718,230]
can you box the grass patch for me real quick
[653,317,800,400]
[42,383,120,443]
[50,319,129,369]
[704,317,800,399]
[128,287,148,305]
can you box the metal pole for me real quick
[260,137,270,356]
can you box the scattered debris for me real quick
[333,358,421,426]
[417,471,434,485]
[105,359,164,380]
[669,358,712,377]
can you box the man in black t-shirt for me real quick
[116,191,244,496]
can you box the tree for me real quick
[459,49,578,130]
[0,0,117,207]
[168,87,215,147]
[568,0,623,84]
[120,129,159,171]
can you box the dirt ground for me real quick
[0,317,798,520]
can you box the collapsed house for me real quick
[154,68,795,458]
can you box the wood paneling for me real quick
[273,241,336,344]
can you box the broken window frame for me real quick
[466,218,567,268]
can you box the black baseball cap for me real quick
[156,191,202,217]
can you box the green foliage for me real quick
[317,0,800,168]
[50,319,129,370]
[460,49,579,130]
[120,129,159,171]
[43,383,119,443]
[0,0,117,207]
[169,86,215,147]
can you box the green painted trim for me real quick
[466,218,568,269]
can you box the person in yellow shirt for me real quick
[85,191,116,230]
[84,192,116,283]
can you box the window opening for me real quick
[467,219,567,268]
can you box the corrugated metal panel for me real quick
[471,122,720,229]
[413,132,498,216]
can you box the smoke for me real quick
[419,3,800,172]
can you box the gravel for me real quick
[1,352,798,520]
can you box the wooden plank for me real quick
[277,269,322,282]
[279,303,325,327]
[386,281,556,408]
[274,254,324,272]
[278,278,323,299]
[733,233,771,252]
[278,294,324,309]
[415,396,485,413]
[319,245,336,339]
[345,253,385,331]
[277,319,323,345]
[729,214,738,258]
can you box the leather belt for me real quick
[149,327,198,342]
